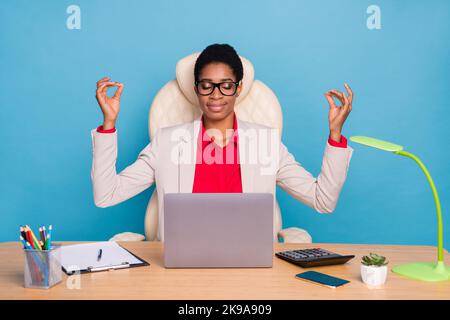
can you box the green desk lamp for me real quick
[349,136,450,282]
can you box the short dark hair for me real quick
[194,43,244,83]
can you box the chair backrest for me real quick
[144,52,284,241]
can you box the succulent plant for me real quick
[361,253,388,266]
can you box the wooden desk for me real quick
[0,242,449,300]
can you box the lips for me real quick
[207,104,226,112]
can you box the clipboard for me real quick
[60,241,150,275]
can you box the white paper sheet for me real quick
[60,241,144,273]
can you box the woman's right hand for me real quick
[95,76,124,129]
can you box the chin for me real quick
[202,107,232,121]
[204,111,224,119]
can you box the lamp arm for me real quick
[394,150,444,262]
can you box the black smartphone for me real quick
[295,271,350,288]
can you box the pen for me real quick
[97,249,103,261]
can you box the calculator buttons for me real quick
[275,248,355,268]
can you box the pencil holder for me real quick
[23,244,62,289]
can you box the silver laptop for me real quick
[163,193,274,268]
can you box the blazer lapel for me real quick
[178,117,201,193]
[237,118,258,193]
[177,115,258,193]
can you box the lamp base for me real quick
[392,261,450,282]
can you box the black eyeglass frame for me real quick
[194,80,240,96]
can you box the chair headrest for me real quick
[175,52,255,107]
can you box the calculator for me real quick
[275,248,355,268]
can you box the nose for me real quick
[210,86,223,99]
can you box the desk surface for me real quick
[1,242,449,300]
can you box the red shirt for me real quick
[192,113,242,193]
[96,115,347,193]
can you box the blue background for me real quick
[1,0,449,249]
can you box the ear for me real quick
[236,81,243,97]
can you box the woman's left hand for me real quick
[324,83,353,142]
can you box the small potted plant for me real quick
[361,253,389,286]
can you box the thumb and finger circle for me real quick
[96,82,123,99]
[335,83,354,104]
[344,83,354,103]
[96,77,111,86]
[325,92,337,108]
[330,90,346,104]
[329,90,352,114]
[113,83,124,99]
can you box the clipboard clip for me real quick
[87,262,130,272]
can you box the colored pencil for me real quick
[39,227,44,244]
[21,226,51,286]
[19,236,27,249]
[42,226,47,244]
[23,225,30,242]
[24,241,33,250]
[23,240,38,283]
[25,229,35,249]
[22,226,29,242]
[44,234,50,251]
[20,226,27,240]
[27,226,42,250]
[25,241,44,283]
[47,225,52,249]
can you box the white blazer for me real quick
[91,116,353,241]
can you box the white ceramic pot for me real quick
[360,264,388,286]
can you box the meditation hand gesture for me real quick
[324,83,353,142]
[95,76,124,130]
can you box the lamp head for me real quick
[349,136,403,152]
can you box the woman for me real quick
[91,44,354,241]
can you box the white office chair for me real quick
[109,52,312,244]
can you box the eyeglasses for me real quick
[195,80,240,96]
